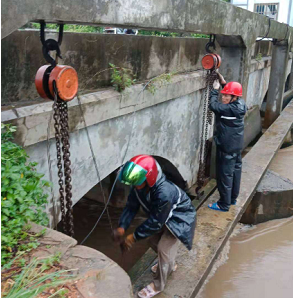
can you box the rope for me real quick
[79,75,165,245]
[76,94,113,232]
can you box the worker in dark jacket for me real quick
[208,74,247,212]
[113,155,196,298]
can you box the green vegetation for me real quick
[138,30,209,38]
[147,72,175,95]
[1,123,50,265]
[255,53,263,61]
[23,22,103,33]
[109,63,136,92]
[22,22,210,38]
[2,253,72,298]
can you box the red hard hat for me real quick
[220,82,243,97]
[130,155,158,187]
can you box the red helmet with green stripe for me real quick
[119,155,158,187]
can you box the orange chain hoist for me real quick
[35,21,78,237]
[197,34,222,197]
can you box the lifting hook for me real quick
[40,21,64,67]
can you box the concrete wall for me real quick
[2,31,292,225]
[1,30,210,104]
[2,71,212,225]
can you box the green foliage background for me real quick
[1,124,49,264]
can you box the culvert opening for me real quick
[57,156,187,272]
[58,168,150,272]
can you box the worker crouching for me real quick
[113,155,196,298]
[208,73,247,212]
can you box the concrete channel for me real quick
[132,100,293,297]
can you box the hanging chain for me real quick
[53,93,67,234]
[52,83,74,237]
[60,101,74,237]
[196,70,218,194]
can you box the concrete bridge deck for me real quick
[132,100,293,298]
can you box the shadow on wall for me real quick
[81,155,187,209]
[153,155,187,191]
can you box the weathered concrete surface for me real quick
[1,30,211,104]
[2,0,293,47]
[243,105,262,149]
[30,223,133,298]
[240,169,293,225]
[133,100,293,297]
[246,59,271,109]
[2,71,206,146]
[1,53,282,225]
[269,145,293,182]
[3,71,214,225]
[264,41,290,128]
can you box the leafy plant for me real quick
[255,53,263,61]
[2,254,72,298]
[1,123,50,265]
[109,63,136,92]
[146,72,174,95]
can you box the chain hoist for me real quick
[196,35,221,196]
[35,21,78,237]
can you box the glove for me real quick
[112,227,125,244]
[213,79,220,90]
[216,69,226,85]
[120,234,136,253]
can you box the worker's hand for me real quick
[112,227,125,244]
[213,79,221,90]
[216,70,226,85]
[120,234,136,253]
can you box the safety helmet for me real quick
[119,155,158,187]
[220,82,243,97]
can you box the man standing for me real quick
[208,74,247,212]
[113,155,196,298]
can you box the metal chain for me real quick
[52,82,74,237]
[60,102,74,237]
[60,101,74,237]
[196,70,218,193]
[53,93,67,233]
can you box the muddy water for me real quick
[198,217,293,298]
[71,198,150,272]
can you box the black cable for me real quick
[276,23,289,43]
[257,16,271,42]
[78,75,169,245]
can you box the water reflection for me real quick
[199,217,293,298]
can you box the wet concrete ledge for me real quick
[132,100,293,297]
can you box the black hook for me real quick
[205,34,216,53]
[40,21,64,67]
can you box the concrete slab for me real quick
[30,223,133,298]
[132,100,293,297]
[240,169,293,224]
[243,105,262,149]
[269,145,293,182]
[2,0,292,46]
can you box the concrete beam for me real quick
[133,99,293,297]
[1,71,206,147]
[2,0,293,46]
[264,40,289,128]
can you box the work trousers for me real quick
[148,226,179,292]
[216,148,242,211]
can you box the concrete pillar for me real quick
[287,55,293,90]
[264,40,289,128]
[216,35,249,99]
